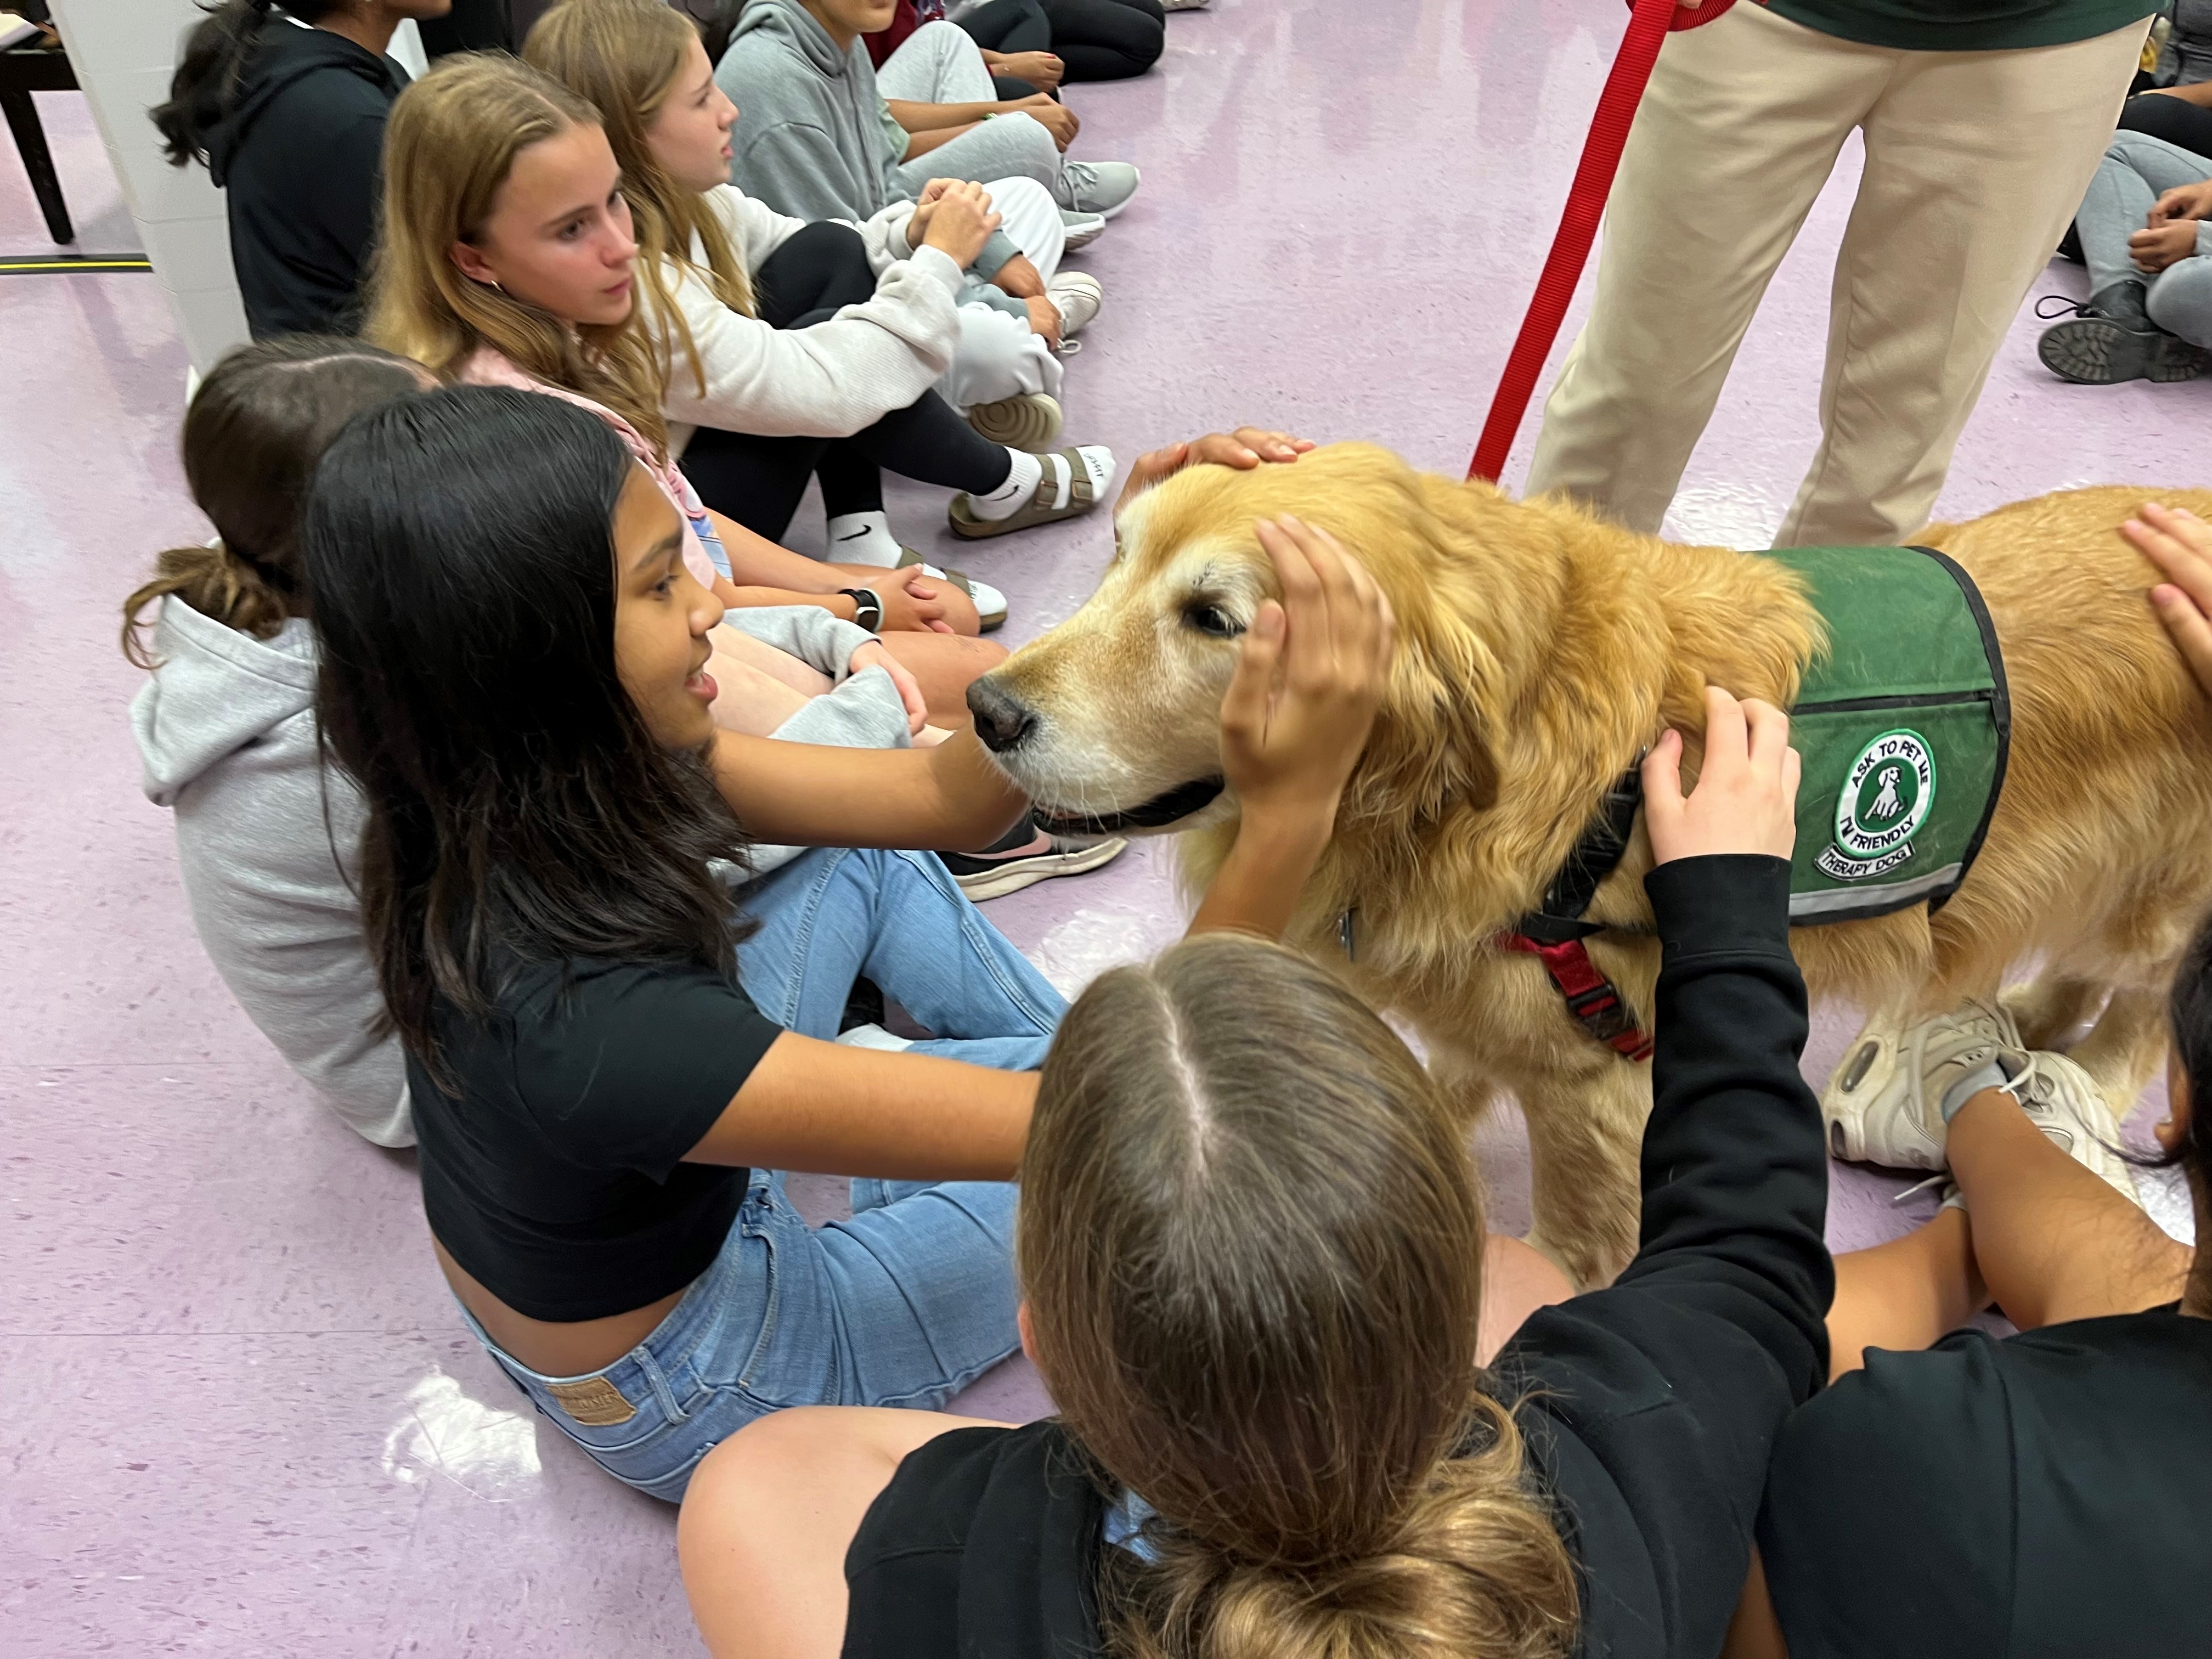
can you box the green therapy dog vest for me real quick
[1482,542,2008,1063]
[1757,545,2010,924]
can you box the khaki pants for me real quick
[1524,3,2148,546]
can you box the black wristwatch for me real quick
[838,587,883,633]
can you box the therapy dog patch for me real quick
[1755,546,2010,925]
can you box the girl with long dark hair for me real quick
[151,0,453,337]
[300,390,1358,1501]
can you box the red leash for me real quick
[1467,0,1740,484]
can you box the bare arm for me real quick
[682,1408,1007,1659]
[2140,81,2212,108]
[900,121,980,160]
[990,252,1045,298]
[709,725,1030,850]
[708,507,843,594]
[685,1031,1035,1179]
[885,97,1006,132]
[886,94,1074,145]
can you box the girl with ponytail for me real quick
[679,678,1836,1659]
[125,335,433,1146]
[150,0,452,337]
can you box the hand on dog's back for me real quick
[1643,686,1801,866]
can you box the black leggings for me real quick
[2117,91,2212,158]
[678,222,1012,541]
[958,0,1166,83]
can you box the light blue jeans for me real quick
[460,846,1064,1502]
[2080,130,2212,346]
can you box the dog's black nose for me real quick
[966,678,1038,754]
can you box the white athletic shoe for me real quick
[1046,271,1103,338]
[1823,997,2027,1171]
[1161,0,1210,11]
[1054,160,1140,219]
[1059,209,1108,251]
[2010,1051,2139,1204]
[1827,1000,2139,1203]
[835,1023,913,1051]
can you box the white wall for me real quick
[46,2,423,377]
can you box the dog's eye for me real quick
[1184,603,1242,638]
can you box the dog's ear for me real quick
[1340,475,1506,822]
[1350,611,1503,822]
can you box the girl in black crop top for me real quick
[302,393,1391,1503]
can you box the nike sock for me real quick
[964,449,1043,522]
[827,510,902,567]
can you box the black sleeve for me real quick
[510,960,783,1178]
[1608,853,1833,1379]
[1488,855,1832,1659]
[1757,1339,2015,1659]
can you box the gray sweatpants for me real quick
[2078,129,2212,347]
[879,20,1063,199]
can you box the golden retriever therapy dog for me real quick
[968,443,2212,1287]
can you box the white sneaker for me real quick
[835,1023,913,1051]
[1054,160,1140,219]
[2010,1051,2139,1204]
[1059,210,1107,251]
[1046,271,1103,338]
[1161,0,1210,9]
[1823,997,2027,1171]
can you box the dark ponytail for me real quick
[151,0,345,168]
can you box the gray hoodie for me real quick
[132,599,410,1146]
[132,594,908,1150]
[716,0,1023,283]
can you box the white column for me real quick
[49,0,249,376]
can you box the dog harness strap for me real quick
[1517,766,1644,943]
[1498,932,1655,1062]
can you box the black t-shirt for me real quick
[1760,1305,2212,1659]
[840,856,1833,1659]
[406,956,784,1322]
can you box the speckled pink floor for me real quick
[3,2,2202,1651]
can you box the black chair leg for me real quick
[1,77,74,244]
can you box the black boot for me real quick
[2036,281,2207,385]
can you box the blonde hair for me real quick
[1022,935,1579,1659]
[122,336,426,668]
[366,52,673,454]
[524,0,754,404]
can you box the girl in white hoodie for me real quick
[526,0,1116,607]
